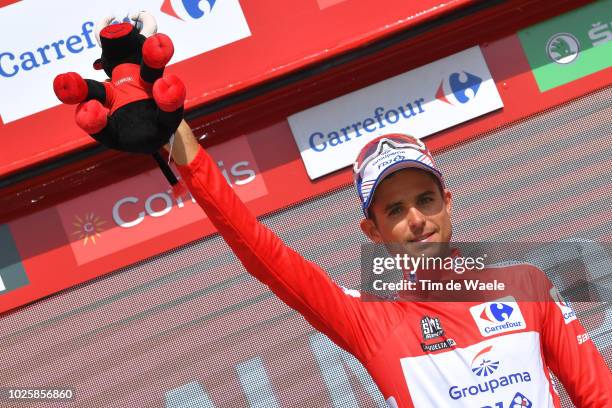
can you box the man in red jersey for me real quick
[169,120,611,407]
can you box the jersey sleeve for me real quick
[176,146,389,360]
[540,280,612,407]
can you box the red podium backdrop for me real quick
[0,1,610,407]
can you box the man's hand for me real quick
[166,119,200,165]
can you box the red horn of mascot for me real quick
[53,11,187,196]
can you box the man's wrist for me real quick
[171,120,200,165]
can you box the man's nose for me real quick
[406,207,426,231]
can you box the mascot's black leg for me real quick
[85,79,107,104]
[90,115,122,151]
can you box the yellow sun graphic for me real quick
[72,213,106,246]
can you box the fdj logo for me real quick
[480,303,514,323]
[436,71,482,105]
[471,346,499,377]
[161,0,217,20]
[546,33,580,64]
[509,392,532,408]
[483,392,532,408]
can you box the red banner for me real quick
[2,1,611,314]
[0,0,470,178]
[1,120,350,313]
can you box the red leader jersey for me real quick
[177,146,612,408]
[102,64,152,114]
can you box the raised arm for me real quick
[168,120,200,165]
[169,121,383,359]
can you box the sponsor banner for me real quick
[401,332,548,407]
[0,223,29,294]
[518,0,612,92]
[55,135,266,265]
[0,0,250,123]
[287,46,503,179]
[0,0,475,179]
[0,120,354,313]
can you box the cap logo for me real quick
[377,153,406,170]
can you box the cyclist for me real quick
[169,120,611,407]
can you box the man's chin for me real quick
[398,240,451,259]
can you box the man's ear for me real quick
[360,217,383,243]
[443,188,453,216]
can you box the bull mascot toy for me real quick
[53,11,186,195]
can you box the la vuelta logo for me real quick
[161,0,217,20]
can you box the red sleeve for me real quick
[177,146,388,360]
[541,283,612,407]
[103,81,114,108]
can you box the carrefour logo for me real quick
[161,0,216,20]
[0,21,96,79]
[306,69,485,154]
[550,287,577,324]
[436,71,482,105]
[480,303,514,323]
[0,0,251,124]
[469,297,526,337]
[471,346,499,377]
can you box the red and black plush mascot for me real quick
[53,11,186,194]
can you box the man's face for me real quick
[360,168,453,257]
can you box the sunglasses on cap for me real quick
[353,134,430,175]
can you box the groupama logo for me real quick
[436,71,482,105]
[471,346,499,377]
[161,0,217,21]
[480,303,514,323]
